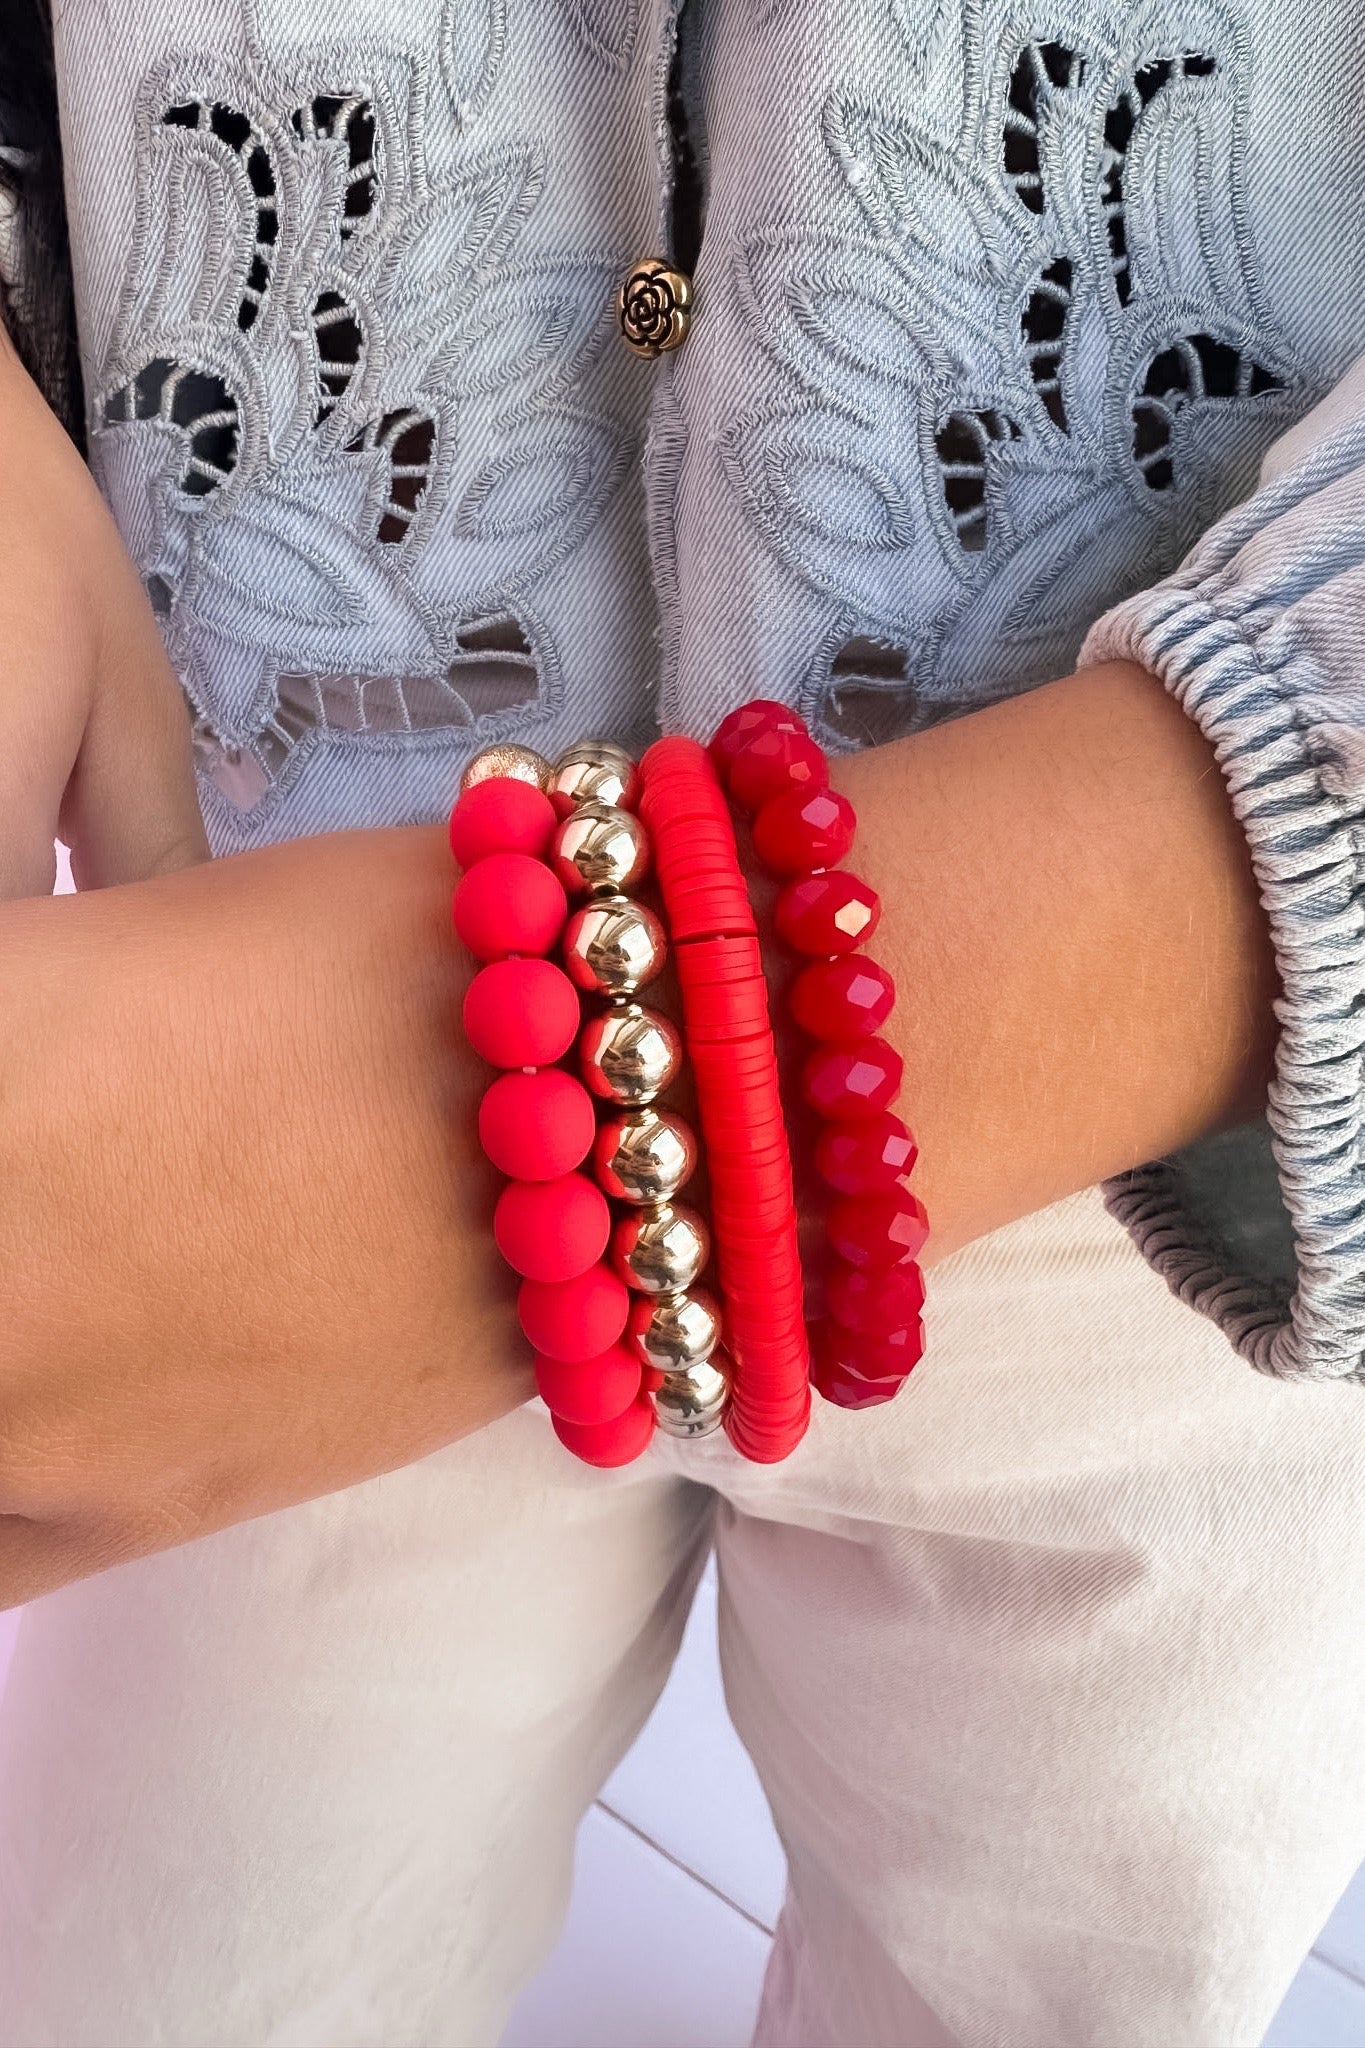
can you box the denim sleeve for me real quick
[1078,360,1365,1384]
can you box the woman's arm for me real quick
[0,823,527,1606]
[834,655,1279,1266]
[0,653,1278,1604]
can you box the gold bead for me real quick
[551,803,650,897]
[652,1358,730,1439]
[580,1003,681,1106]
[617,259,693,359]
[629,1288,722,1372]
[549,742,641,816]
[459,743,551,793]
[612,1202,711,1294]
[594,1106,696,1203]
[562,896,665,996]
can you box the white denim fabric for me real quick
[5,1191,1365,2048]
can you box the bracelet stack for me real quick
[446,697,929,1468]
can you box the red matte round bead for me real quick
[453,853,567,961]
[776,871,881,955]
[534,1343,642,1425]
[801,1038,903,1117]
[790,955,895,1041]
[710,700,807,779]
[815,1113,918,1194]
[478,1069,597,1180]
[553,1392,656,1467]
[494,1173,611,1283]
[827,1258,926,1334]
[828,1191,931,1273]
[449,777,557,868]
[463,958,580,1068]
[752,785,856,876]
[729,728,829,812]
[519,1264,630,1361]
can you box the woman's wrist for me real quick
[832,659,1279,1264]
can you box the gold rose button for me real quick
[617,258,693,358]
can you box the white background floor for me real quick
[3,846,1364,2046]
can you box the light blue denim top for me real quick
[49,0,1365,1383]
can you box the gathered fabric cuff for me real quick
[1079,408,1365,1382]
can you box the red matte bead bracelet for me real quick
[446,701,928,1469]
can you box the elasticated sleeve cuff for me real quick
[1078,407,1365,1383]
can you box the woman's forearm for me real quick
[0,824,527,1603]
[835,658,1280,1264]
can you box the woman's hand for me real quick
[0,824,528,1607]
[0,331,210,896]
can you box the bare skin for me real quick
[0,338,1280,1608]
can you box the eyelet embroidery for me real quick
[720,4,1301,748]
[94,34,630,822]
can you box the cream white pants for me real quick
[3,1188,1365,2048]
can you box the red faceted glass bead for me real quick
[453,852,567,960]
[534,1343,642,1426]
[449,777,556,868]
[775,871,880,955]
[729,728,829,812]
[552,1391,656,1467]
[710,700,806,780]
[463,958,580,1068]
[810,1328,907,1409]
[813,1360,907,1409]
[752,785,856,877]
[827,1257,926,1334]
[820,1316,925,1382]
[828,1191,930,1273]
[494,1172,611,1283]
[801,1038,903,1117]
[790,955,895,1042]
[815,1112,918,1194]
[478,1069,597,1180]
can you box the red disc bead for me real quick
[828,1191,930,1273]
[453,852,567,961]
[478,1069,597,1180]
[710,700,807,780]
[801,1038,903,1117]
[790,955,895,1041]
[729,728,829,812]
[494,1172,610,1283]
[776,871,881,955]
[449,777,557,868]
[552,1391,656,1467]
[463,958,580,1068]
[519,1264,630,1361]
[752,785,856,876]
[815,1112,918,1194]
[827,1257,926,1334]
[534,1343,642,1426]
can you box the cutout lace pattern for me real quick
[722,2,1301,748]
[93,16,631,821]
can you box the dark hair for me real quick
[0,0,85,446]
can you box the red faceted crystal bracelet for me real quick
[711,700,929,1409]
